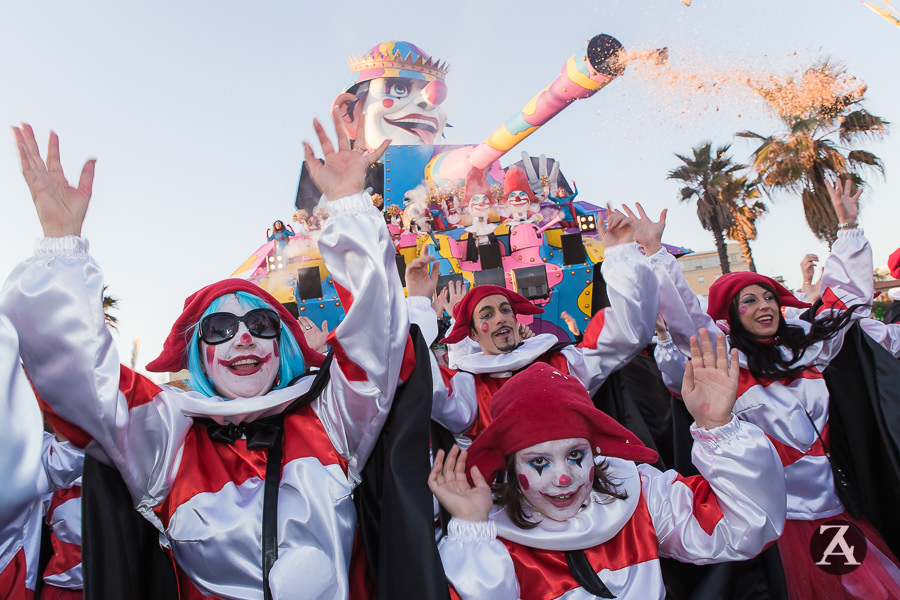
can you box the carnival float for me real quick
[231,36,689,341]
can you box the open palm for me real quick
[682,329,739,430]
[13,124,95,238]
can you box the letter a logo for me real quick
[809,519,867,575]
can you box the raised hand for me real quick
[826,178,861,225]
[303,108,390,202]
[405,245,440,298]
[560,311,582,338]
[622,202,667,255]
[681,328,738,430]
[799,254,822,304]
[432,287,449,317]
[517,322,536,340]
[447,279,467,317]
[297,316,329,354]
[12,124,96,238]
[600,203,635,248]
[427,446,493,523]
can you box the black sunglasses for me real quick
[198,308,281,345]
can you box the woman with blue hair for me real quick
[5,111,409,600]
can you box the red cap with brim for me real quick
[466,363,658,485]
[707,272,810,323]
[146,278,323,373]
[441,285,543,345]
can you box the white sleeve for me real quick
[0,316,44,528]
[648,248,720,357]
[438,519,519,600]
[407,296,476,434]
[653,337,687,397]
[813,228,874,366]
[562,242,659,395]
[42,436,85,492]
[640,418,786,564]
[860,319,900,358]
[313,193,412,474]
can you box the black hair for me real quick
[727,282,865,379]
[492,454,628,530]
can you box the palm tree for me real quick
[102,286,119,332]
[721,175,766,273]
[668,143,741,274]
[738,61,889,246]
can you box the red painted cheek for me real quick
[274,340,280,358]
[382,99,394,108]
[518,474,530,491]
[558,474,572,486]
[205,345,216,368]
[738,306,748,314]
[481,322,490,333]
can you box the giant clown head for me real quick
[334,41,449,149]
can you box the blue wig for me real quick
[185,291,306,398]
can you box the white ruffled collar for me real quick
[169,374,318,425]
[490,457,641,551]
[453,334,558,375]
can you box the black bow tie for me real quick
[206,418,282,450]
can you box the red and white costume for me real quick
[413,241,659,441]
[1,192,409,600]
[648,228,900,598]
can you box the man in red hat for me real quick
[410,205,659,441]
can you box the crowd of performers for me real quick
[2,112,900,600]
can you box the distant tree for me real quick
[668,142,741,274]
[102,286,119,332]
[721,175,767,273]
[738,61,889,246]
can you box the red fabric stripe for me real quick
[333,281,354,312]
[0,547,34,599]
[736,366,823,398]
[154,406,346,530]
[765,423,829,468]
[504,492,659,599]
[579,309,607,350]
[398,336,416,382]
[326,333,369,382]
[672,474,724,536]
[42,538,81,583]
[119,365,164,409]
[818,287,847,314]
[32,395,92,450]
[46,486,81,524]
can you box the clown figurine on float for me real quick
[239,36,687,343]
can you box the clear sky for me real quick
[1,0,897,377]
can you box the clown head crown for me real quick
[345,41,450,92]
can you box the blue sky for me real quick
[1,0,897,375]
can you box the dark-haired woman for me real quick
[267,219,295,250]
[427,335,785,600]
[633,183,900,598]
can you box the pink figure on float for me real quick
[333,41,450,149]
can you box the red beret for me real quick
[441,285,543,345]
[707,272,809,323]
[502,166,536,202]
[888,248,900,280]
[146,279,323,373]
[466,363,658,485]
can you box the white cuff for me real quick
[447,518,497,541]
[34,235,90,260]
[323,192,377,218]
[602,241,640,259]
[690,416,742,453]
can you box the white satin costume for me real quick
[439,418,786,599]
[410,242,660,441]
[0,192,409,600]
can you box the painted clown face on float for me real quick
[335,41,449,149]
[503,166,537,222]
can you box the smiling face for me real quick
[736,284,781,341]
[201,295,281,399]
[467,194,492,219]
[507,190,531,209]
[361,77,448,146]
[469,294,521,355]
[515,437,594,522]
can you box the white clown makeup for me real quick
[515,437,594,522]
[467,194,492,220]
[201,296,281,400]
[361,77,448,146]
